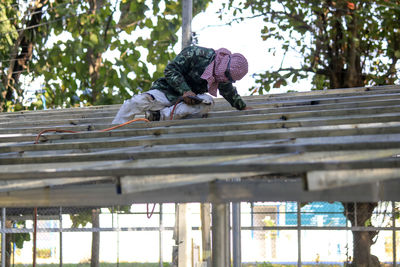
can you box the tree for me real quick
[0,0,212,110]
[344,202,380,267]
[0,0,46,111]
[1,1,212,266]
[69,206,130,267]
[222,0,400,94]
[221,0,400,265]
[5,220,30,267]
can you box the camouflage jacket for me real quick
[150,45,247,110]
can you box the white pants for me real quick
[112,89,214,124]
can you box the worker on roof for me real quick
[112,45,251,123]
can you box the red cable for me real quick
[34,117,159,218]
[169,101,181,120]
[34,129,79,144]
[147,203,156,219]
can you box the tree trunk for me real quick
[344,202,380,267]
[86,51,102,104]
[352,231,380,267]
[91,209,100,267]
[3,1,44,105]
[86,0,105,105]
[200,203,211,266]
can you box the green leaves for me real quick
[0,0,213,110]
[225,0,400,94]
[70,210,92,228]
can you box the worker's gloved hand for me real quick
[182,91,197,105]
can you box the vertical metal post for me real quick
[354,202,358,227]
[297,202,301,267]
[212,203,228,267]
[393,201,397,267]
[182,0,192,49]
[59,207,63,267]
[159,204,163,267]
[225,204,231,266]
[1,208,6,267]
[116,208,120,267]
[250,203,254,239]
[232,202,241,267]
[33,208,37,267]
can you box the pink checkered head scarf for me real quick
[201,48,248,97]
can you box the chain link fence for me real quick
[0,202,398,267]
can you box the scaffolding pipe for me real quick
[1,208,5,267]
[182,0,192,49]
[33,208,37,267]
[392,201,396,266]
[117,208,120,267]
[297,202,301,267]
[232,202,241,267]
[59,207,63,267]
[159,204,163,267]
[225,203,231,265]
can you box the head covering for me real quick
[201,48,248,97]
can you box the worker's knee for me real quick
[196,94,214,106]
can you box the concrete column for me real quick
[178,204,191,267]
[212,203,230,267]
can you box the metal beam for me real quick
[1,178,400,207]
[307,168,400,190]
[1,208,5,267]
[232,202,241,267]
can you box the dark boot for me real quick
[145,110,161,121]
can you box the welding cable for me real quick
[147,203,156,219]
[169,99,182,120]
[169,95,205,120]
[34,129,78,144]
[99,118,150,132]
[34,118,150,144]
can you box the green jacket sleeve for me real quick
[163,47,193,95]
[218,83,247,110]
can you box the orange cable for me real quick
[34,118,150,144]
[34,117,155,216]
[99,118,150,132]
